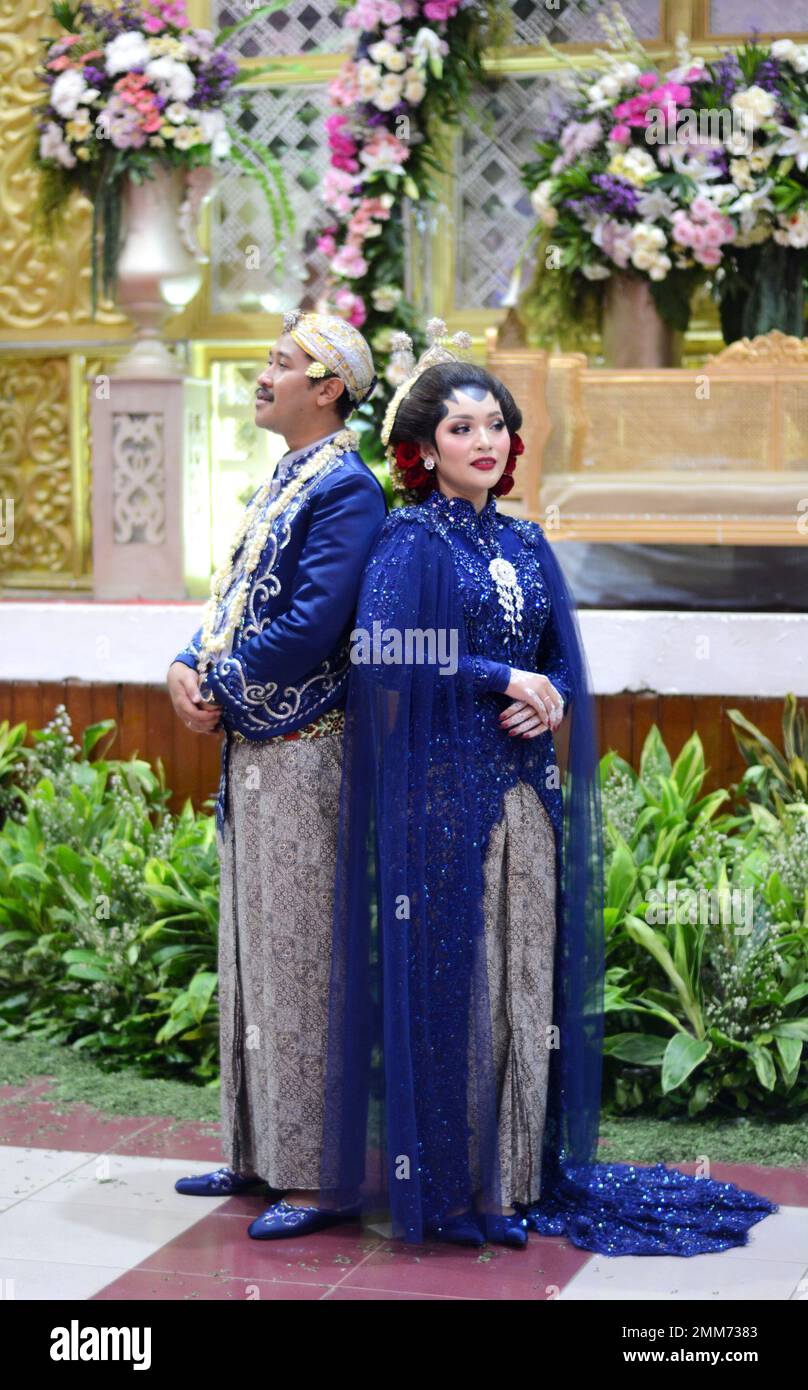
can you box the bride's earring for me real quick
[423,456,435,470]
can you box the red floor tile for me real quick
[333,1233,589,1300]
[107,1119,224,1161]
[134,1209,385,1286]
[666,1159,808,1208]
[0,1098,158,1152]
[324,1285,463,1300]
[91,1269,328,1300]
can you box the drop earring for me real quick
[423,456,435,470]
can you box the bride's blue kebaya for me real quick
[319,480,777,1254]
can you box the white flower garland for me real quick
[196,427,359,673]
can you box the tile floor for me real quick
[1,1076,806,1301]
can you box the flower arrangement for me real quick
[520,3,808,349]
[315,0,509,447]
[33,0,294,314]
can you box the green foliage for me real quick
[601,711,808,1119]
[727,692,808,813]
[0,706,220,1083]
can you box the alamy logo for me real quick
[350,622,458,675]
[50,1320,151,1370]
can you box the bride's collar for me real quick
[425,488,498,540]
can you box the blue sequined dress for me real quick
[319,488,778,1255]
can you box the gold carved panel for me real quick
[0,355,92,588]
[0,1,125,335]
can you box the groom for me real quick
[167,310,387,1239]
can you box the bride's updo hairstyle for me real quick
[388,360,524,500]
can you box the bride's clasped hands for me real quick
[498,667,566,738]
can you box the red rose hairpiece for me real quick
[490,431,524,497]
[393,441,436,496]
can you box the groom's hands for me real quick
[167,662,223,734]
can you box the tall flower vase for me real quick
[600,271,682,367]
[112,164,214,377]
[718,242,806,346]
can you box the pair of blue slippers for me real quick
[174,1166,360,1239]
[175,1167,528,1246]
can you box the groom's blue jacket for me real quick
[173,439,387,829]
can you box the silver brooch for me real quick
[488,556,524,637]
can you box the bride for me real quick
[317,320,777,1254]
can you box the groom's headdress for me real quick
[380,316,474,489]
[282,308,377,407]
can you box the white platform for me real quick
[0,601,806,696]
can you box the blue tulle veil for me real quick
[319,497,777,1255]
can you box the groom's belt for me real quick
[229,705,345,745]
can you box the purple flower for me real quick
[753,56,782,93]
[711,51,742,103]
[591,173,640,217]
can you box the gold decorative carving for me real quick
[0,1,125,332]
[706,330,808,368]
[0,356,78,578]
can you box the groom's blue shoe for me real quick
[175,1166,284,1198]
[247,1198,362,1239]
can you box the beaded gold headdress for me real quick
[381,316,473,489]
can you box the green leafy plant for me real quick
[600,718,808,1117]
[0,706,220,1083]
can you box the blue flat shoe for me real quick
[175,1166,283,1198]
[424,1210,486,1247]
[477,1211,529,1248]
[247,1198,363,1240]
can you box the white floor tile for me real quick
[0,1147,97,1201]
[29,1154,237,1214]
[559,1251,805,1301]
[0,1258,129,1301]
[0,1197,200,1272]
[695,1205,808,1265]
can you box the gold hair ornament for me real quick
[381,317,473,491]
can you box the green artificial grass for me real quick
[0,1037,220,1125]
[1,1037,806,1169]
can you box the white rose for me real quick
[198,109,230,159]
[172,125,200,150]
[731,85,777,132]
[368,40,406,72]
[104,30,151,77]
[648,255,671,280]
[357,59,382,95]
[373,73,404,110]
[146,56,195,103]
[599,74,622,99]
[623,148,657,180]
[165,102,190,125]
[769,39,808,70]
[50,70,91,119]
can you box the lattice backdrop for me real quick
[212,84,332,314]
[209,0,808,315]
[212,0,664,55]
